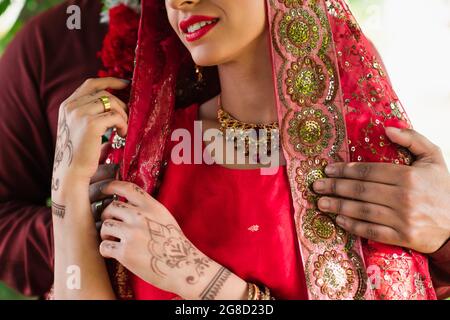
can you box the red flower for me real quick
[97,4,140,102]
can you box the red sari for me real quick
[131,104,308,300]
[130,103,436,300]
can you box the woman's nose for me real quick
[166,0,201,10]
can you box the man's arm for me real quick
[0,17,54,296]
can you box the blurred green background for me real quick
[1,0,449,300]
[0,0,61,53]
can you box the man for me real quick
[0,0,448,298]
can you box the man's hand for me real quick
[313,127,450,254]
[89,143,118,226]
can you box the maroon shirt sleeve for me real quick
[0,0,106,297]
[430,240,450,299]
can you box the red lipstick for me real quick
[179,15,219,42]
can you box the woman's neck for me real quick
[217,30,277,124]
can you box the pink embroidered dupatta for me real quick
[104,0,436,300]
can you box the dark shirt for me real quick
[0,0,106,296]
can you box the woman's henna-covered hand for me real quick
[99,180,247,300]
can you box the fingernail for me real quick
[336,215,345,226]
[319,198,330,210]
[385,127,401,134]
[120,79,131,85]
[313,180,326,192]
[325,165,337,176]
[99,181,110,194]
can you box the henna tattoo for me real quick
[134,185,146,196]
[53,110,73,170]
[52,110,74,190]
[112,201,127,209]
[200,267,231,300]
[51,176,60,192]
[145,218,211,284]
[104,220,116,228]
[51,201,66,219]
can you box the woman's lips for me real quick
[179,15,219,42]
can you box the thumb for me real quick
[385,127,444,164]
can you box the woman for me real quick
[51,0,438,299]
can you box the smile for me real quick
[179,15,219,42]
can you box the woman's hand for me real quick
[98,180,248,300]
[313,127,450,254]
[50,78,130,299]
[51,77,129,193]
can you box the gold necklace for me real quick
[217,96,280,157]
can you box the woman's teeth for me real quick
[187,20,215,33]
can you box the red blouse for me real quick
[131,104,308,299]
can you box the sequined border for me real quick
[269,0,370,300]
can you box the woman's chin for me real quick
[189,46,229,67]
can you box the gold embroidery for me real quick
[294,156,327,201]
[326,104,346,160]
[320,54,338,103]
[278,0,305,8]
[365,251,430,300]
[413,273,427,298]
[389,101,403,120]
[286,57,326,105]
[279,9,319,58]
[396,147,413,166]
[372,60,385,77]
[347,249,368,300]
[312,250,355,299]
[311,0,332,53]
[288,107,332,156]
[302,209,346,245]
[269,0,369,300]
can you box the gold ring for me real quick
[99,96,111,113]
